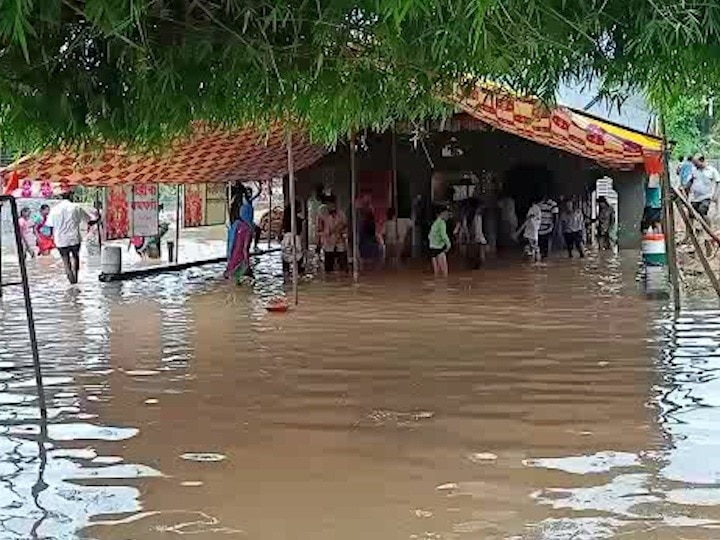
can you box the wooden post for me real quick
[673,185,720,245]
[675,200,720,298]
[660,115,681,311]
[350,131,359,282]
[175,185,182,264]
[391,128,399,246]
[267,178,273,250]
[286,132,299,305]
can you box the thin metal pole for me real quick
[7,197,48,429]
[267,178,272,249]
[676,200,720,298]
[660,114,681,311]
[95,188,103,252]
[175,185,182,264]
[350,131,359,282]
[286,132,299,305]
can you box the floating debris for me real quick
[468,452,498,463]
[180,452,227,463]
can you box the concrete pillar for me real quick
[614,169,645,249]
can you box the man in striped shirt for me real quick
[538,195,559,259]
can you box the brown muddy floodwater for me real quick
[1,247,720,539]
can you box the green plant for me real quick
[1,0,720,149]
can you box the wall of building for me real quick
[293,127,646,248]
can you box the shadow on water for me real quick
[2,247,720,538]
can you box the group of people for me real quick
[15,191,99,284]
[428,193,616,276]
[18,204,55,258]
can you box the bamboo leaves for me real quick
[0,0,719,150]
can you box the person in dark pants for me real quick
[597,196,615,250]
[537,195,559,259]
[560,199,585,258]
[47,191,99,284]
[317,196,348,273]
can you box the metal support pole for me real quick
[6,197,48,429]
[660,115,681,311]
[350,131,359,282]
[175,185,182,264]
[95,188,103,252]
[267,178,273,249]
[286,132,299,305]
[676,200,720,298]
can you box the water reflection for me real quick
[2,248,720,538]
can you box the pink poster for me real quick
[104,185,132,240]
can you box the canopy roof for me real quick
[0,86,662,191]
[1,124,325,188]
[457,85,662,170]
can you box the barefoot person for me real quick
[429,206,451,277]
[47,191,98,284]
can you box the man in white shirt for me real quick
[689,154,720,217]
[47,191,98,284]
[688,154,720,255]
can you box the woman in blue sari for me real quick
[225,201,254,283]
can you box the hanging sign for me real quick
[8,178,70,199]
[131,183,160,237]
[104,185,132,240]
[183,184,206,228]
[205,183,227,226]
[183,183,227,227]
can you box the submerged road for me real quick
[0,247,719,539]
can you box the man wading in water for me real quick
[47,191,99,285]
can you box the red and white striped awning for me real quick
[1,123,327,191]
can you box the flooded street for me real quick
[1,248,720,539]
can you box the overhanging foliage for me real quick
[1,0,719,149]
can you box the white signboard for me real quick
[131,184,159,237]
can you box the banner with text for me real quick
[131,184,160,237]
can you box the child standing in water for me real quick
[429,206,451,277]
[517,200,542,263]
